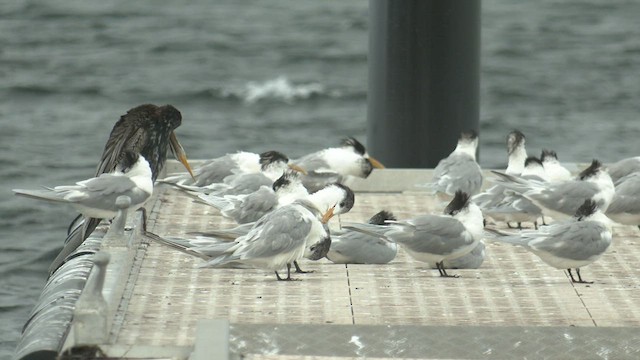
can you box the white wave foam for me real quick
[224,76,326,104]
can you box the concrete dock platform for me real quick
[20,165,640,359]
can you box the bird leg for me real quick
[573,268,593,284]
[140,207,148,232]
[517,222,523,230]
[293,260,314,273]
[436,261,459,278]
[542,216,548,226]
[276,263,297,281]
[534,221,539,230]
[507,222,515,229]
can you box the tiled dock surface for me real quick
[107,172,640,359]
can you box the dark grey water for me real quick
[2,1,639,357]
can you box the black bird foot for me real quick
[293,261,314,274]
[436,261,459,278]
[275,273,299,281]
[567,269,593,284]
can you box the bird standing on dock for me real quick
[482,156,547,230]
[420,130,483,197]
[190,183,355,271]
[491,159,615,221]
[292,137,385,192]
[486,199,613,284]
[14,151,153,219]
[54,104,194,275]
[156,199,336,281]
[474,129,529,226]
[344,191,484,277]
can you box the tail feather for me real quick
[145,233,211,260]
[13,188,68,203]
[196,194,234,212]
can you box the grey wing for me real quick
[80,174,138,195]
[329,231,397,264]
[232,186,278,223]
[473,184,508,209]
[293,152,328,172]
[606,177,640,215]
[532,181,599,215]
[226,173,272,195]
[433,155,482,195]
[301,171,344,193]
[193,155,238,186]
[607,190,640,214]
[239,206,311,259]
[608,157,640,183]
[528,222,611,261]
[391,216,472,256]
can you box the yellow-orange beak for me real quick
[321,205,336,224]
[169,132,195,180]
[368,156,385,169]
[288,163,308,175]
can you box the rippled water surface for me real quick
[2,1,640,357]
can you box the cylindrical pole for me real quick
[367,0,481,168]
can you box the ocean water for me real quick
[2,0,640,357]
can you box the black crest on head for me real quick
[259,151,289,168]
[368,210,396,225]
[272,170,299,191]
[330,183,355,213]
[341,137,366,156]
[525,156,543,167]
[578,159,602,180]
[506,130,526,154]
[574,199,598,220]
[540,149,558,162]
[119,151,140,173]
[444,190,470,216]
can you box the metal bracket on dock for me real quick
[71,252,111,345]
[104,195,132,246]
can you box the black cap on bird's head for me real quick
[259,150,289,169]
[368,210,396,225]
[525,156,543,168]
[341,137,366,156]
[334,183,356,214]
[506,130,526,154]
[444,190,470,216]
[272,169,301,192]
[578,159,603,180]
[540,149,558,162]
[574,199,598,220]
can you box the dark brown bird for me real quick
[50,104,194,275]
